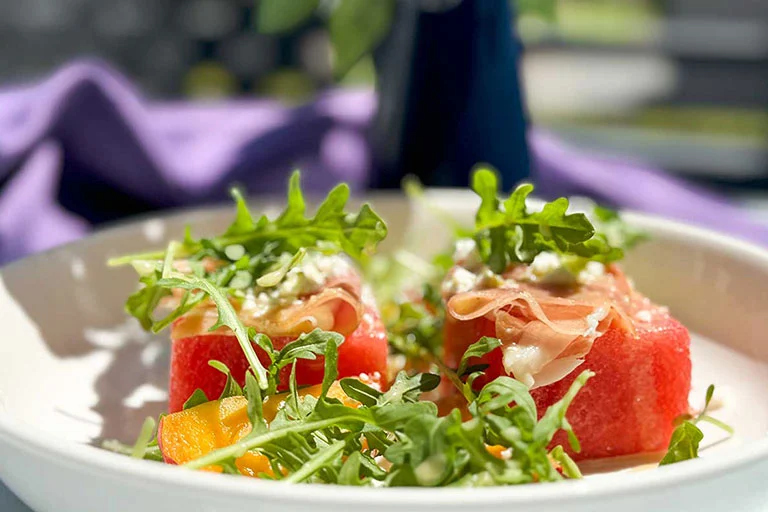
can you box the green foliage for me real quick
[253,0,396,79]
[210,360,244,400]
[130,416,157,459]
[182,355,593,486]
[457,337,502,377]
[659,385,733,466]
[256,0,319,34]
[182,389,209,410]
[471,167,633,274]
[110,171,387,389]
[329,0,396,79]
[385,283,446,363]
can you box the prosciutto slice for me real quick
[171,272,364,340]
[445,265,646,388]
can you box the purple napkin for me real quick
[0,61,374,263]
[1,60,767,264]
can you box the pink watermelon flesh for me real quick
[445,314,691,460]
[168,304,388,413]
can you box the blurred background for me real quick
[1,0,768,262]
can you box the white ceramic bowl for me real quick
[0,191,767,512]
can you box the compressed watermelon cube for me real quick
[167,304,388,413]
[444,311,691,460]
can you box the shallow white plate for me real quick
[0,191,767,512]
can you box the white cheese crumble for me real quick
[522,251,606,286]
[441,267,478,296]
[635,310,653,323]
[530,252,561,277]
[501,344,540,388]
[578,260,606,284]
[583,305,609,337]
[446,241,607,294]
[242,251,353,319]
[452,238,482,270]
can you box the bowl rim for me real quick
[1,202,768,505]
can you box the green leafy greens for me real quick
[177,333,593,486]
[659,385,733,466]
[470,167,641,274]
[106,168,731,488]
[110,170,387,389]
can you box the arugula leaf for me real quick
[338,451,365,486]
[209,360,244,400]
[474,376,538,426]
[659,384,732,466]
[284,440,348,483]
[533,371,594,452]
[256,248,306,287]
[339,378,382,407]
[271,329,344,369]
[182,389,210,410]
[157,272,270,389]
[457,337,501,377]
[268,329,344,394]
[549,445,582,479]
[659,421,704,466]
[112,171,387,364]
[378,372,441,406]
[130,417,157,459]
[124,271,171,331]
[320,337,340,399]
[244,370,267,435]
[470,167,633,273]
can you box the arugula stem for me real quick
[432,357,474,403]
[130,417,156,459]
[109,224,379,268]
[165,271,270,389]
[283,440,346,483]
[697,415,735,435]
[184,415,363,470]
[108,251,172,266]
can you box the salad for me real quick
[106,168,730,486]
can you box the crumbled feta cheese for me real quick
[501,344,540,388]
[635,310,653,323]
[530,252,561,277]
[578,261,606,284]
[583,306,609,337]
[476,267,504,289]
[521,252,606,286]
[243,252,353,319]
[441,267,478,296]
[452,238,482,269]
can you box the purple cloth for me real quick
[1,61,766,263]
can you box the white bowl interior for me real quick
[0,190,767,511]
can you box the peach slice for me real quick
[158,382,359,476]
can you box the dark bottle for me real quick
[371,0,530,190]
